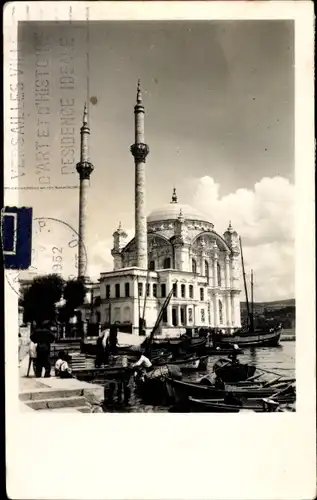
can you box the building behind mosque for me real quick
[97,82,242,337]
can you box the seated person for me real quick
[55,351,72,378]
[228,344,240,363]
[132,354,153,371]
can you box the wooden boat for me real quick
[167,355,208,372]
[187,397,281,413]
[204,346,244,356]
[218,328,281,348]
[72,366,129,382]
[165,378,295,405]
[213,359,256,383]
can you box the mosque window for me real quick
[205,260,209,277]
[125,283,130,297]
[163,257,171,269]
[161,284,166,298]
[162,309,168,323]
[149,260,155,271]
[189,285,194,299]
[181,284,186,298]
[180,308,185,325]
[153,284,157,297]
[106,285,111,299]
[192,259,197,273]
[201,309,205,323]
[200,288,204,301]
[146,284,150,297]
[115,284,120,298]
[172,283,177,297]
[217,262,222,287]
[138,283,143,297]
[219,300,223,324]
[188,308,193,322]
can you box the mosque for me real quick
[77,82,242,337]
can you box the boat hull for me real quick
[155,355,208,372]
[73,366,128,382]
[214,361,256,383]
[219,331,281,348]
[186,397,278,413]
[165,378,294,405]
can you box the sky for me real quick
[13,20,294,301]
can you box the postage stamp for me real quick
[3,2,315,500]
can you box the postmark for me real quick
[6,15,88,191]
[6,217,88,297]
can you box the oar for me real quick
[255,366,290,378]
[245,373,263,382]
[271,382,295,400]
[262,376,282,388]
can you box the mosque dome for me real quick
[147,189,210,224]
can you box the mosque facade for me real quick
[96,82,242,336]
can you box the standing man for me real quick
[108,324,119,355]
[31,320,55,378]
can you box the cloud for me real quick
[189,175,295,301]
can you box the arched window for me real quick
[217,262,221,287]
[219,300,223,324]
[163,257,171,269]
[149,260,155,271]
[192,259,197,273]
[204,260,209,277]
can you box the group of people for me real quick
[26,320,73,379]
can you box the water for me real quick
[98,340,295,413]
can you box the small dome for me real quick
[147,202,210,223]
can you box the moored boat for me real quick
[165,377,295,405]
[72,365,129,382]
[213,358,256,383]
[154,354,208,372]
[218,328,281,348]
[187,396,281,413]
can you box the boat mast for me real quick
[136,276,141,334]
[145,284,175,357]
[239,236,251,330]
[250,269,254,332]
[141,268,150,330]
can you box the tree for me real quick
[62,278,87,321]
[22,274,65,325]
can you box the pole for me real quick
[142,269,150,323]
[250,269,254,332]
[145,284,175,357]
[239,237,251,330]
[90,286,94,321]
[136,276,141,335]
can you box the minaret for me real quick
[76,104,94,280]
[171,187,178,204]
[130,80,150,269]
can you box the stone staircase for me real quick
[19,388,92,413]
